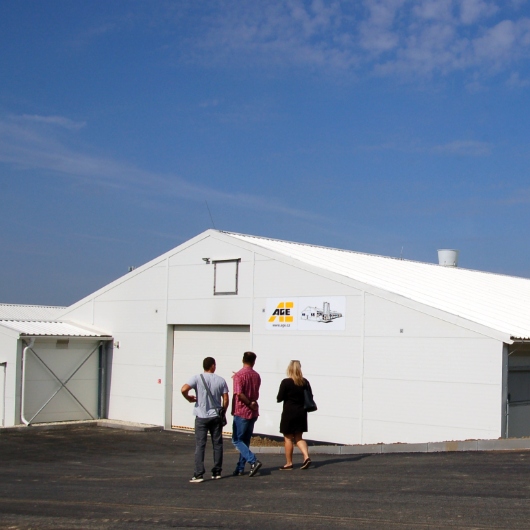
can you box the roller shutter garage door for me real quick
[23,339,101,424]
[172,325,250,430]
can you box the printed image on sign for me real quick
[265,296,346,331]
[297,296,346,331]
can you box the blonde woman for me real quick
[276,360,312,470]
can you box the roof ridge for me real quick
[224,231,530,282]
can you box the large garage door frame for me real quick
[172,324,250,431]
[507,365,530,438]
[21,338,104,426]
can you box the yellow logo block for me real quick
[269,302,294,322]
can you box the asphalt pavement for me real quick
[2,425,530,529]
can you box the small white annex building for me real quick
[0,304,112,427]
[3,230,530,445]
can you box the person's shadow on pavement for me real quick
[243,454,371,476]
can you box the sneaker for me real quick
[300,458,312,470]
[211,473,222,480]
[189,475,204,483]
[248,460,262,477]
[232,470,244,476]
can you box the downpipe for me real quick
[20,337,35,426]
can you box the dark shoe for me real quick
[279,464,293,470]
[189,475,204,483]
[232,469,244,476]
[249,460,262,477]
[211,473,222,480]
[300,458,312,470]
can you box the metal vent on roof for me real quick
[438,249,459,267]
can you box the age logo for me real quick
[268,301,294,323]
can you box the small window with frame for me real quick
[213,259,240,295]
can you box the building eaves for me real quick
[0,320,111,338]
[0,304,67,321]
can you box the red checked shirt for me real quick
[232,365,261,420]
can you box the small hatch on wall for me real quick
[213,259,240,295]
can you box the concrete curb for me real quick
[96,421,163,432]
[251,437,530,455]
[0,419,163,433]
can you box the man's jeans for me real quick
[194,416,223,476]
[231,415,257,472]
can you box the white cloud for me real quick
[506,70,530,86]
[359,0,404,54]
[174,0,530,86]
[0,115,320,222]
[18,114,87,130]
[473,20,517,61]
[377,21,462,77]
[509,0,529,10]
[359,138,491,156]
[198,99,221,108]
[458,0,498,25]
[186,1,359,72]
[431,140,492,156]
[413,0,453,22]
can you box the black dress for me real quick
[277,378,310,434]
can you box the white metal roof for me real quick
[0,304,67,321]
[0,320,111,338]
[227,232,530,341]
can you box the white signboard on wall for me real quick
[265,296,346,331]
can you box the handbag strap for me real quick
[200,374,220,416]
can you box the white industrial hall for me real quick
[2,229,530,446]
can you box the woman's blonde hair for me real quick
[287,360,304,386]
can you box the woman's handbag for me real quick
[200,374,228,426]
[303,383,317,413]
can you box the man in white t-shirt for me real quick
[181,357,229,483]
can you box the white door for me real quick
[0,363,5,427]
[172,325,250,429]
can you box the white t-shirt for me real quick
[186,372,229,418]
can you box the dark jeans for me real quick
[231,415,257,472]
[194,416,223,476]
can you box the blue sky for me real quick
[2,0,530,306]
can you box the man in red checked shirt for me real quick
[231,351,262,477]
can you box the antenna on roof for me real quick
[399,246,404,260]
[205,201,216,229]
